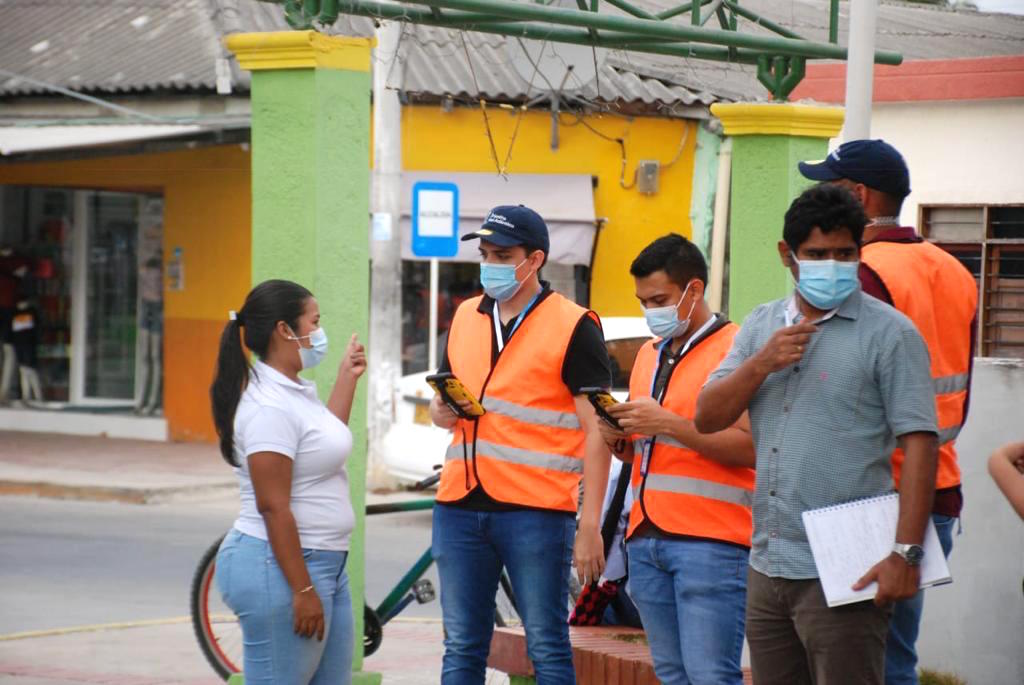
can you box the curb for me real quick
[0,480,237,505]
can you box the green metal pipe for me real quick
[691,0,700,26]
[700,0,724,26]
[396,0,903,64]
[601,0,659,21]
[365,498,436,514]
[722,0,802,40]
[335,0,764,63]
[829,0,840,44]
[655,0,715,21]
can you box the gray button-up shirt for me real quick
[707,289,937,579]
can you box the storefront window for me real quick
[0,187,74,402]
[0,186,163,408]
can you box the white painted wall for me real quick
[916,358,1024,685]
[828,98,1024,225]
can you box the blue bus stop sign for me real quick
[411,182,459,258]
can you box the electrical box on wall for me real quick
[637,160,660,195]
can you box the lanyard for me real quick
[493,290,543,353]
[640,314,719,474]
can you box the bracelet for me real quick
[296,584,315,595]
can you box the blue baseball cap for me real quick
[461,205,550,254]
[798,139,911,198]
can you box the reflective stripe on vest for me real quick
[626,323,754,547]
[481,396,582,431]
[436,291,595,512]
[862,240,978,490]
[633,474,753,508]
[445,440,583,474]
[933,372,969,396]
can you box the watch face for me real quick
[906,545,924,564]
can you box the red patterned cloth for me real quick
[569,580,620,626]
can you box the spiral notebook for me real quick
[802,493,952,608]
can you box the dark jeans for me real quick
[432,504,576,685]
[746,567,893,685]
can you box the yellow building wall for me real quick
[401,105,698,316]
[0,145,251,442]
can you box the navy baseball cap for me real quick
[798,139,911,198]
[461,205,550,254]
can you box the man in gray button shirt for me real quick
[696,184,938,685]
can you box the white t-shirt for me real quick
[231,361,355,551]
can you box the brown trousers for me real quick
[746,568,892,685]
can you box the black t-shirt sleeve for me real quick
[562,315,613,395]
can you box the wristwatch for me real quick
[892,542,924,566]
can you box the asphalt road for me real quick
[0,493,441,637]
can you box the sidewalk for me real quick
[0,616,447,685]
[0,431,421,506]
[0,431,236,504]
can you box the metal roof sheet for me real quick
[1,0,1021,106]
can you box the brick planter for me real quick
[489,626,754,684]
[489,626,658,684]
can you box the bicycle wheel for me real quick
[190,534,242,681]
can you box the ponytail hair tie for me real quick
[229,310,244,326]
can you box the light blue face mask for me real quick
[791,255,860,310]
[480,259,529,302]
[643,282,697,340]
[288,327,329,369]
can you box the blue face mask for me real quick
[643,282,697,340]
[288,327,328,369]
[792,256,859,310]
[480,259,529,302]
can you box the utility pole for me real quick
[368,20,403,488]
[843,0,878,140]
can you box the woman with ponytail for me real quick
[210,279,366,685]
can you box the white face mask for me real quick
[287,327,328,369]
[643,282,698,340]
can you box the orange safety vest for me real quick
[437,291,598,513]
[862,240,978,490]
[626,321,754,547]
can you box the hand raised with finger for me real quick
[754,322,817,375]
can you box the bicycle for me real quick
[189,471,521,681]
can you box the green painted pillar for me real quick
[710,103,845,322]
[225,31,380,685]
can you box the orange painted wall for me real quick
[0,145,251,441]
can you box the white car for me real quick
[379,317,652,484]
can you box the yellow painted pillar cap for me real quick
[711,102,844,138]
[224,30,375,72]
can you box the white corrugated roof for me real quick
[0,124,204,156]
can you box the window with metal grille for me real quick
[921,204,1024,359]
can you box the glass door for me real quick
[70,191,141,404]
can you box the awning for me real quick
[0,124,204,156]
[401,172,597,266]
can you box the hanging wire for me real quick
[459,31,504,177]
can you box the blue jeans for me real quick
[432,504,576,685]
[215,529,353,685]
[627,536,748,685]
[885,513,957,685]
